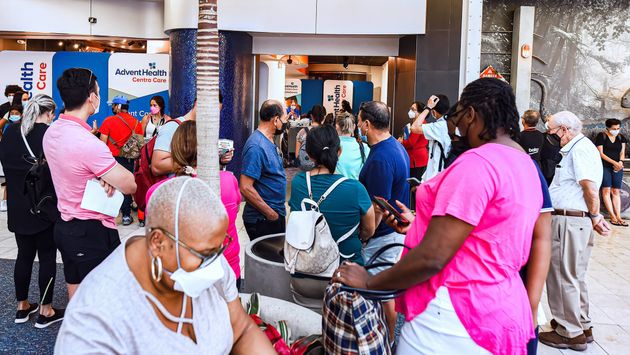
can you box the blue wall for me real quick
[352,81,374,115]
[299,80,324,115]
[51,52,110,127]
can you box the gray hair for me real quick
[550,111,582,135]
[21,94,56,135]
[336,112,355,135]
[146,177,227,242]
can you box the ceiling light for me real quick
[16,39,26,45]
[110,50,115,54]
[73,43,79,49]
[141,44,146,49]
[58,41,63,46]
[122,39,127,43]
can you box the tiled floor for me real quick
[1,210,630,354]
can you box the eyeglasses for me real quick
[446,104,468,126]
[149,227,232,269]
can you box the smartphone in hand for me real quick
[373,196,410,226]
[406,177,421,187]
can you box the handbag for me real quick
[284,172,358,277]
[322,243,409,354]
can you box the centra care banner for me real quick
[0,51,169,126]
[0,51,54,98]
[323,80,353,118]
[108,53,169,119]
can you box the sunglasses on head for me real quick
[149,227,231,269]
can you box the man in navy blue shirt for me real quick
[358,101,410,267]
[357,101,410,339]
[240,100,289,240]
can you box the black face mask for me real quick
[274,121,288,136]
[546,133,561,147]
[112,107,117,115]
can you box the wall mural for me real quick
[482,0,630,215]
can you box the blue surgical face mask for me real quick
[21,101,28,108]
[9,114,20,122]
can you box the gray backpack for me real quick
[284,172,358,277]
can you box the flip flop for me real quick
[620,220,629,227]
[610,220,622,226]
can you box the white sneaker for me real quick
[0,200,7,212]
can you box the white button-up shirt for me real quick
[549,133,603,211]
[421,117,451,182]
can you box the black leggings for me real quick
[14,226,56,305]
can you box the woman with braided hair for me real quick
[335,78,550,354]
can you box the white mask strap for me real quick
[174,178,193,269]
[143,291,193,325]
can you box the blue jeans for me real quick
[362,232,405,274]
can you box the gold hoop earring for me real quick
[151,255,163,282]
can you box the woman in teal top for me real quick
[335,113,370,179]
[288,125,375,312]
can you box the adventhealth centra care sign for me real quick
[108,53,169,102]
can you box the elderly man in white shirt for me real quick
[539,111,611,351]
[410,94,451,182]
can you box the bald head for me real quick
[260,99,284,122]
[146,177,228,243]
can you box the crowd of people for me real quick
[0,67,624,354]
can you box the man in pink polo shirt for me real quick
[44,68,136,300]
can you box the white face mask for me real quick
[455,127,462,137]
[291,105,296,110]
[610,129,620,136]
[165,178,224,298]
[91,93,100,115]
[408,109,416,119]
[7,95,13,103]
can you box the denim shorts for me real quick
[602,166,623,189]
[362,232,405,275]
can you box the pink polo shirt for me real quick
[43,114,118,229]
[396,144,542,355]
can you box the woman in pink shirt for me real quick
[335,78,544,354]
[146,121,242,285]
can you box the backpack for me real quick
[284,172,358,277]
[108,115,144,159]
[297,128,315,171]
[433,140,448,172]
[133,119,181,211]
[20,129,59,223]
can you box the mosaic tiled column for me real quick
[169,29,197,118]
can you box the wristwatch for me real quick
[587,211,601,219]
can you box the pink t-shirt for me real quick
[145,171,242,278]
[43,114,118,229]
[396,144,541,355]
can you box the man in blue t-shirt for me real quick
[240,100,289,240]
[357,101,410,268]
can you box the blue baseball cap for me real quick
[109,95,129,105]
